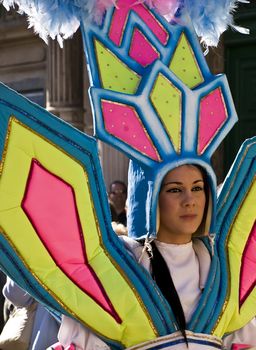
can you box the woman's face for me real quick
[158,165,206,244]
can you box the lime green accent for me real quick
[169,33,204,89]
[95,40,141,95]
[213,179,256,337]
[0,118,157,347]
[150,74,181,153]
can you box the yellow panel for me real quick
[0,117,157,346]
[95,40,141,95]
[150,73,181,153]
[169,32,204,89]
[213,178,256,337]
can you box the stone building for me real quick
[0,4,255,187]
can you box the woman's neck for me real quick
[157,230,192,244]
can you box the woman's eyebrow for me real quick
[162,179,204,186]
[193,180,204,184]
[162,181,182,186]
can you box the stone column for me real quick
[99,143,129,190]
[83,58,94,135]
[46,31,84,130]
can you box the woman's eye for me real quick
[167,188,181,193]
[192,186,204,192]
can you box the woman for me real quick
[53,164,256,350]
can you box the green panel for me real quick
[169,33,204,89]
[94,40,141,94]
[150,73,181,153]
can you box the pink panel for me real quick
[22,160,121,323]
[51,343,76,350]
[129,28,159,67]
[198,88,228,154]
[231,345,252,350]
[51,344,76,350]
[109,0,168,47]
[102,100,160,161]
[239,220,256,307]
[66,345,76,350]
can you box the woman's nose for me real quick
[183,191,195,207]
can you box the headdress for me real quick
[79,1,238,239]
[0,1,255,349]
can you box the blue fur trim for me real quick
[1,0,108,46]
[1,0,249,47]
[185,0,250,47]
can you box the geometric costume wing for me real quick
[0,83,179,349]
[212,137,256,337]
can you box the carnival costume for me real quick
[0,0,255,349]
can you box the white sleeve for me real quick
[2,276,33,307]
[222,318,256,349]
[58,315,111,350]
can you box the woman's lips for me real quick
[180,214,197,220]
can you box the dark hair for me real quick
[192,164,210,237]
[109,180,127,193]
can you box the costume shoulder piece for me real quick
[0,1,255,349]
